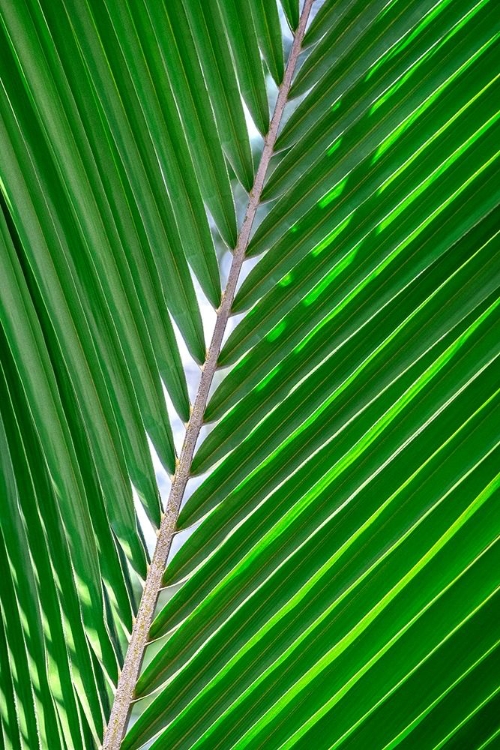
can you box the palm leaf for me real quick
[0,0,499,748]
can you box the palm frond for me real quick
[0,0,499,748]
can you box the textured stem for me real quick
[102,2,314,746]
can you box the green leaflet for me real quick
[158,392,500,640]
[0,612,22,750]
[277,0,496,154]
[249,0,284,86]
[0,79,163,539]
[280,0,300,32]
[302,0,354,47]
[266,2,493,209]
[0,3,178,482]
[0,350,112,744]
[231,67,499,368]
[0,210,119,691]
[175,291,500,574]
[51,0,210,359]
[0,410,69,750]
[258,1,495,245]
[215,0,270,135]
[181,0,254,191]
[364,645,500,749]
[197,214,500,481]
[211,120,500,423]
[291,0,392,99]
[129,453,500,746]
[140,0,237,249]
[0,538,49,750]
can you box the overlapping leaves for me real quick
[1,0,499,748]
